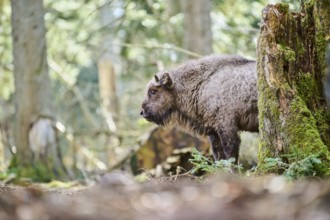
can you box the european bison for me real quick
[140,55,258,161]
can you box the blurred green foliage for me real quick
[0,0,13,101]
[0,0,300,119]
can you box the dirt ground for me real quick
[0,172,330,220]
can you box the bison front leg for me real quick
[208,134,226,160]
[218,128,240,163]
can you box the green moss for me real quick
[277,44,296,62]
[257,69,330,175]
[315,30,327,73]
[295,72,317,104]
[294,71,330,149]
[284,97,330,174]
[8,155,58,182]
[295,38,306,56]
[315,109,330,148]
[257,1,330,177]
[275,3,289,14]
[257,58,282,165]
[285,97,321,148]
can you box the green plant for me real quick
[262,154,322,179]
[189,148,242,174]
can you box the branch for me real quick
[112,42,202,58]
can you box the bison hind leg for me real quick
[208,134,226,160]
[218,128,241,163]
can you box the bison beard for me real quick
[142,108,173,126]
[141,55,258,162]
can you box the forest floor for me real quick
[0,171,330,220]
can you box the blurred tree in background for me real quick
[10,0,65,181]
[181,0,213,56]
[0,0,301,179]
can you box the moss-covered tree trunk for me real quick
[10,0,66,181]
[257,1,330,175]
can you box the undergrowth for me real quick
[189,148,323,180]
[262,154,322,179]
[189,148,243,175]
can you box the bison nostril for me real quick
[140,110,144,116]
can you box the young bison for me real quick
[140,55,258,162]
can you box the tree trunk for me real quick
[257,1,330,175]
[97,2,122,167]
[180,0,213,56]
[98,59,119,132]
[10,0,65,180]
[98,3,120,133]
[327,48,330,105]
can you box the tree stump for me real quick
[257,2,330,175]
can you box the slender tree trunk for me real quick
[257,1,330,175]
[98,3,119,132]
[11,0,64,180]
[181,0,213,56]
[97,1,122,166]
[166,0,181,17]
[98,59,118,132]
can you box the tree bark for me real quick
[181,0,213,56]
[98,3,120,132]
[98,60,118,132]
[11,0,65,180]
[326,48,330,105]
[257,1,330,174]
[97,2,122,167]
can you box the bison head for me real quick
[140,72,175,125]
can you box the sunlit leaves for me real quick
[0,1,13,101]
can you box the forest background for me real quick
[0,0,313,180]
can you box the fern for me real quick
[189,148,242,174]
[263,154,322,179]
[284,155,321,179]
[190,148,322,179]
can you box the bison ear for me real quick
[154,75,160,82]
[160,72,173,89]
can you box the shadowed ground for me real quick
[0,172,329,220]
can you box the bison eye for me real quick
[148,89,157,96]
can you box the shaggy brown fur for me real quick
[140,55,258,161]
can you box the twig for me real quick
[111,42,202,58]
[108,143,142,171]
[86,0,116,19]
[80,147,107,170]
